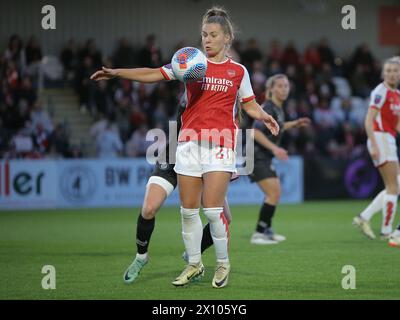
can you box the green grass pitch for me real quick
[1,201,400,300]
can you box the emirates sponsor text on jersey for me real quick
[198,76,234,92]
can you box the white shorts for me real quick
[146,176,174,197]
[174,141,236,177]
[367,131,398,167]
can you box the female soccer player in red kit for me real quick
[353,57,400,242]
[91,7,279,288]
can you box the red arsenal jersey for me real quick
[370,83,400,137]
[160,58,255,149]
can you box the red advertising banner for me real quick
[379,6,400,46]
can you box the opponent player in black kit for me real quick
[248,74,310,245]
[122,104,234,283]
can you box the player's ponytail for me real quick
[202,6,235,49]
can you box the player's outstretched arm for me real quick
[90,67,165,83]
[242,99,279,136]
[283,117,311,130]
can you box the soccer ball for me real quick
[171,47,207,82]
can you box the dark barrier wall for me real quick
[304,154,383,200]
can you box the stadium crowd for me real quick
[1,33,399,160]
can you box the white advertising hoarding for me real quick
[0,157,303,210]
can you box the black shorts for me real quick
[248,158,277,183]
[151,161,178,189]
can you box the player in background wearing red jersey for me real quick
[353,57,400,243]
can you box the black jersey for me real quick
[151,104,185,187]
[253,100,285,160]
[157,104,185,164]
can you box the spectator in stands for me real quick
[266,39,283,65]
[313,98,337,129]
[5,60,19,90]
[313,98,338,156]
[23,36,43,86]
[332,98,359,128]
[241,38,263,73]
[251,60,267,88]
[137,34,162,68]
[17,76,37,108]
[25,36,42,67]
[9,127,35,158]
[129,103,147,132]
[367,59,383,88]
[304,80,319,108]
[350,64,371,98]
[60,38,79,82]
[114,80,138,106]
[79,38,102,70]
[93,80,114,116]
[113,38,136,68]
[2,94,28,133]
[317,38,335,66]
[227,40,241,62]
[30,99,53,133]
[350,43,375,70]
[90,112,119,139]
[125,123,152,157]
[251,60,267,103]
[267,59,283,77]
[96,119,123,158]
[281,41,300,67]
[49,123,71,158]
[115,107,131,142]
[75,55,97,112]
[286,64,302,98]
[152,102,169,131]
[3,34,25,68]
[32,122,51,155]
[303,43,322,69]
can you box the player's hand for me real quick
[263,114,279,136]
[273,147,289,161]
[296,117,311,128]
[90,67,117,81]
[370,144,379,161]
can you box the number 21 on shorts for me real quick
[215,146,229,160]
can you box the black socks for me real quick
[136,214,155,254]
[256,203,276,233]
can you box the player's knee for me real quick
[181,207,200,220]
[387,184,399,195]
[203,207,224,223]
[386,178,399,195]
[142,203,158,219]
[181,199,201,209]
[267,190,281,204]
